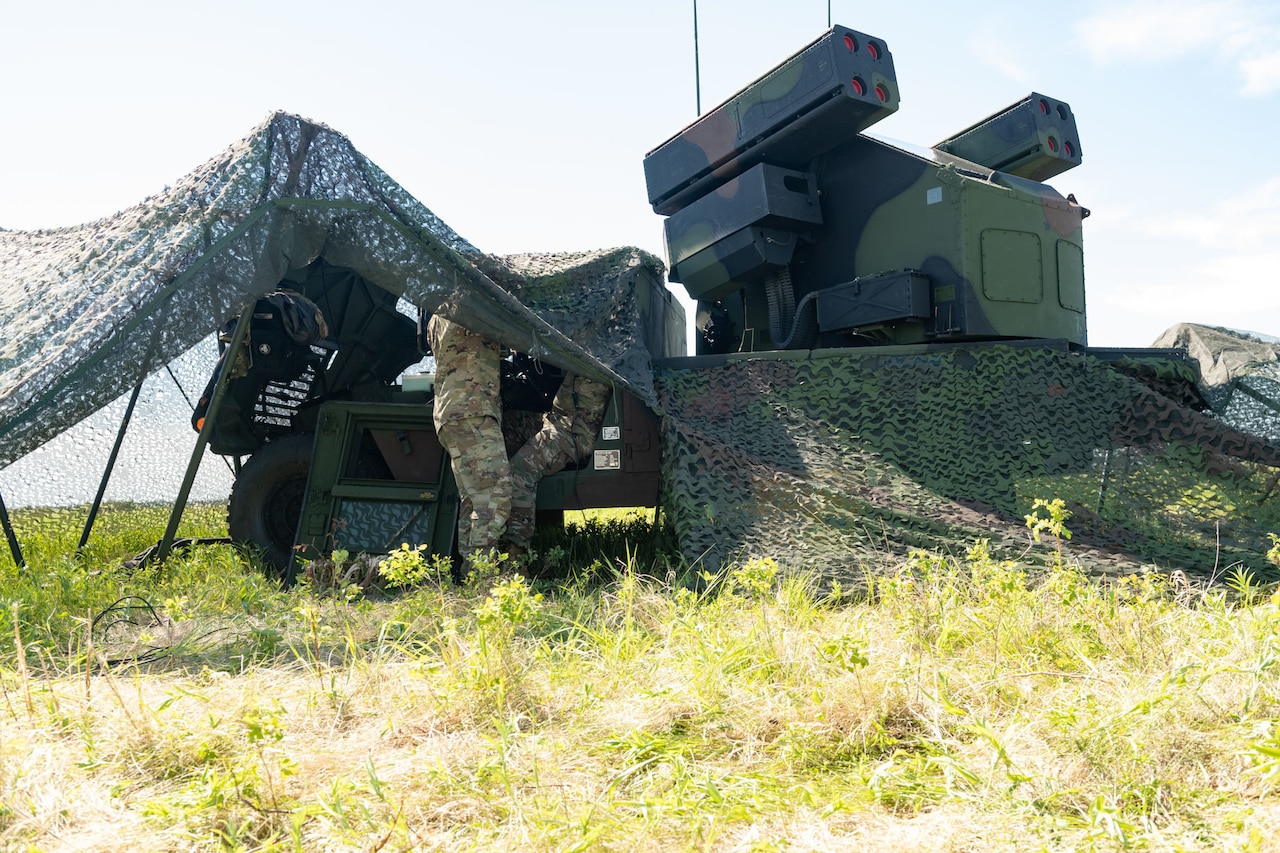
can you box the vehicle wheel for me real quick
[228,433,314,575]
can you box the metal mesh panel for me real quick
[0,336,234,508]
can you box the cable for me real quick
[765,268,819,350]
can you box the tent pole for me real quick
[156,303,254,564]
[78,378,146,552]
[0,491,23,569]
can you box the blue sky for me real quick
[3,0,1278,347]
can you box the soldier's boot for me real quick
[502,504,535,572]
[456,506,473,560]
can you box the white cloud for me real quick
[1143,178,1280,251]
[1075,0,1280,97]
[1077,0,1252,61]
[1090,256,1280,344]
[1188,251,1280,318]
[965,28,1035,85]
[1241,51,1280,97]
[1090,179,1280,340]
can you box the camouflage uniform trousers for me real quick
[505,374,611,552]
[425,315,510,559]
[438,414,511,558]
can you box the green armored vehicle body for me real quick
[646,25,1088,354]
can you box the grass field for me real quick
[1,503,1279,851]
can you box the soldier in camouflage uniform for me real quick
[425,315,511,561]
[505,373,612,556]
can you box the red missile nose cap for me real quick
[1047,136,1059,152]
[850,77,865,96]
[1039,98,1050,114]
[875,84,888,102]
[867,41,880,60]
[843,34,857,52]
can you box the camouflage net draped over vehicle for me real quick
[0,112,674,473]
[1154,323,1280,443]
[655,336,1280,583]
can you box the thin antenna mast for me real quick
[694,0,702,115]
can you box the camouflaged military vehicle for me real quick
[646,25,1088,355]
[641,25,1279,578]
[178,24,1278,581]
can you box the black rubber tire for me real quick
[228,434,314,575]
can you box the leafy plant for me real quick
[729,556,780,599]
[1025,497,1073,567]
[818,633,870,673]
[377,542,451,589]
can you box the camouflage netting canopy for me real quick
[1153,323,1280,442]
[656,328,1280,583]
[0,112,667,472]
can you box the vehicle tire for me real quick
[228,433,314,576]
